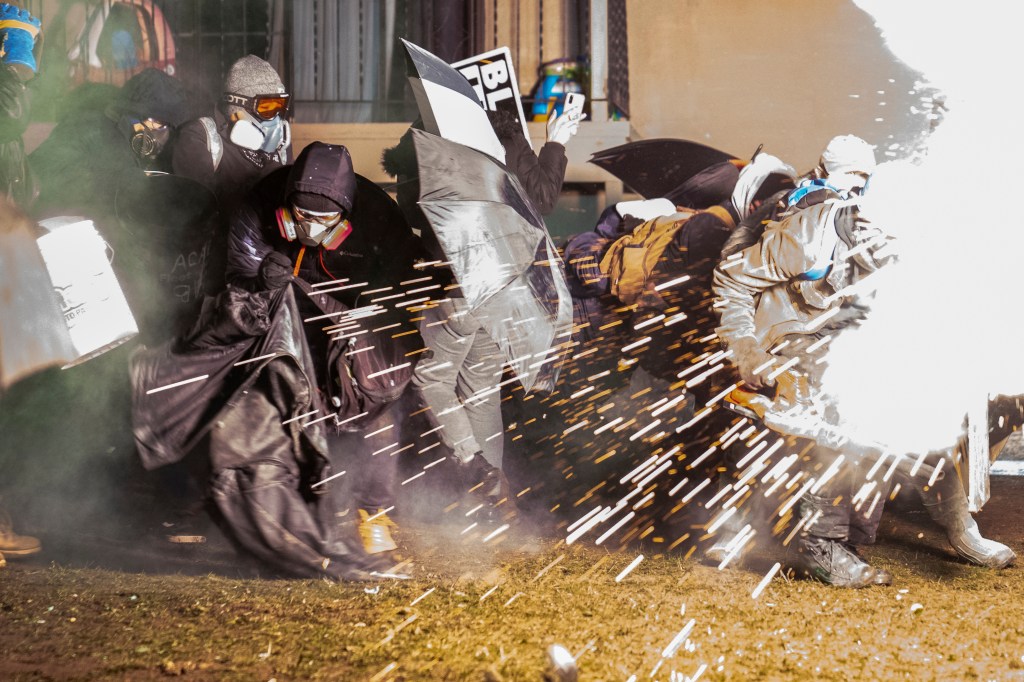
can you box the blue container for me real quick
[531,60,584,120]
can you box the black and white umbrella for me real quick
[412,129,573,393]
[401,39,506,163]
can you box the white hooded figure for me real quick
[817,134,876,193]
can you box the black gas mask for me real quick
[119,117,171,166]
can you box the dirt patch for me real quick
[2,479,1024,681]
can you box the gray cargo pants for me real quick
[411,298,506,468]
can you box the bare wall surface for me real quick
[626,0,933,169]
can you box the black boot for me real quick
[454,453,512,522]
[792,487,877,587]
[792,535,877,588]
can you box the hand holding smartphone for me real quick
[547,93,585,145]
[563,92,586,122]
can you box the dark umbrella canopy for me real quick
[401,39,505,162]
[411,129,572,392]
[589,138,738,200]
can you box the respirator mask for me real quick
[276,204,352,249]
[120,117,171,165]
[223,92,291,156]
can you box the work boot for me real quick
[358,508,398,554]
[454,453,513,524]
[921,474,1016,568]
[454,453,506,501]
[846,544,892,586]
[792,535,876,588]
[0,508,41,557]
[163,510,209,545]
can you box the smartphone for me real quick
[563,92,585,122]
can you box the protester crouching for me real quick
[713,171,889,586]
[705,138,878,566]
[237,141,429,556]
[712,136,1015,587]
[132,141,425,576]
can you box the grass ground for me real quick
[3,478,1024,681]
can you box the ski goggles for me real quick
[222,92,291,121]
[291,205,345,228]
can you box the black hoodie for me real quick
[226,141,426,308]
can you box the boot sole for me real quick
[1,546,41,557]
[167,535,207,544]
[363,544,399,555]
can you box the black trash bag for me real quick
[131,284,380,580]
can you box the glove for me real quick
[257,251,293,290]
[546,110,580,146]
[0,4,41,80]
[730,337,776,389]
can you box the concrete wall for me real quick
[24,0,935,194]
[289,120,633,200]
[625,0,932,170]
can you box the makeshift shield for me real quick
[0,204,77,391]
[411,129,572,392]
[589,138,738,200]
[402,39,505,163]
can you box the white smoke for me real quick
[820,1,1024,454]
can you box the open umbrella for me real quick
[589,138,738,200]
[401,38,505,163]
[412,129,572,392]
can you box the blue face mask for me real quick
[258,116,285,153]
[228,115,289,157]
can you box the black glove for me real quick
[257,251,293,290]
[730,337,776,389]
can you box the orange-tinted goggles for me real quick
[292,205,344,228]
[223,92,291,121]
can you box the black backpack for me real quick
[293,278,419,430]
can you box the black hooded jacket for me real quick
[227,142,426,308]
[30,68,195,218]
[172,109,284,221]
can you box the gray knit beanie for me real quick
[224,55,285,97]
[222,55,284,119]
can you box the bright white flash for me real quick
[819,1,1024,455]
